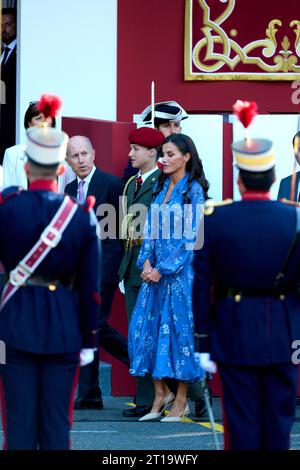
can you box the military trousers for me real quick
[219,363,298,450]
[0,347,79,450]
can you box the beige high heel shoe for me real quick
[138,393,175,422]
[163,392,175,408]
[160,404,190,422]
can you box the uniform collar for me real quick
[138,166,158,183]
[242,190,271,201]
[29,180,58,192]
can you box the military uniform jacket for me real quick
[193,197,300,365]
[119,169,160,286]
[0,183,101,354]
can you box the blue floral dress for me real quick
[128,174,205,382]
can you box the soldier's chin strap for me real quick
[274,207,300,295]
[0,196,79,311]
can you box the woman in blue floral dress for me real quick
[128,133,209,421]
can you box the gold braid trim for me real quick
[203,198,233,216]
[121,176,137,246]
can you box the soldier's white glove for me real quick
[195,352,217,374]
[79,348,95,367]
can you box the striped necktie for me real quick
[134,176,143,195]
[2,46,10,65]
[78,180,85,202]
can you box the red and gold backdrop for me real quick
[185,0,300,80]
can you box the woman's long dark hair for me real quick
[153,133,210,202]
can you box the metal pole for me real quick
[203,381,221,450]
[151,81,155,129]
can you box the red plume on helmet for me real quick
[37,94,62,119]
[233,100,258,129]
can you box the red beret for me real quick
[129,126,165,148]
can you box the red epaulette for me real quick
[0,187,23,205]
[84,195,96,213]
[71,195,95,213]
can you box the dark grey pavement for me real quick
[69,397,224,450]
[2,397,300,450]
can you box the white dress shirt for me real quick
[1,39,17,65]
[138,165,159,184]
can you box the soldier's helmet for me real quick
[140,101,188,127]
[26,127,68,166]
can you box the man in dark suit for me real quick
[65,135,129,410]
[193,133,300,449]
[119,126,165,417]
[0,124,100,449]
[1,8,17,163]
[277,131,300,201]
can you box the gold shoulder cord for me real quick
[121,176,136,245]
[203,198,233,216]
[122,175,136,215]
[279,198,300,208]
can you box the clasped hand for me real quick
[140,259,162,283]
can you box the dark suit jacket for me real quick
[277,171,300,201]
[0,46,17,162]
[65,167,124,285]
[1,46,16,90]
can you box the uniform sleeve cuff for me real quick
[82,330,99,348]
[194,334,210,353]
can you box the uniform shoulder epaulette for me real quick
[203,198,233,216]
[84,195,96,212]
[0,186,23,205]
[278,198,300,207]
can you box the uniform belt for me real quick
[125,238,143,250]
[22,276,74,291]
[221,287,298,301]
[130,239,143,247]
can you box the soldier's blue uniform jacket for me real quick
[193,194,300,449]
[0,184,100,352]
[0,181,101,450]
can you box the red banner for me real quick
[185,0,300,80]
